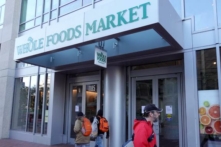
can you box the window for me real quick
[169,0,182,18]
[185,0,214,31]
[218,0,221,26]
[11,77,30,131]
[0,0,5,29]
[11,73,51,134]
[196,48,221,146]
[20,0,103,32]
[36,74,45,133]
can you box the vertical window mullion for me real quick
[41,72,47,135]
[49,0,52,25]
[25,77,31,132]
[41,0,45,28]
[34,0,37,26]
[33,69,40,133]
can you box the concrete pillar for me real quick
[184,51,199,147]
[0,0,21,138]
[104,66,126,147]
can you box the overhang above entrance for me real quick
[14,0,183,69]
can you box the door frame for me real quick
[129,65,184,147]
[66,75,101,144]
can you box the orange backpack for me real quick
[81,117,92,136]
[98,116,109,132]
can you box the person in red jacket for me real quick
[133,104,162,147]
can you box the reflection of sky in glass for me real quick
[0,0,5,6]
[185,0,214,30]
[23,77,30,87]
[39,75,45,87]
[218,0,221,26]
[30,76,37,88]
[169,0,181,17]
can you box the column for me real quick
[104,66,126,147]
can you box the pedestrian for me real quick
[133,104,162,147]
[95,109,109,147]
[74,111,90,147]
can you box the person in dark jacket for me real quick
[133,104,162,147]
[95,109,109,147]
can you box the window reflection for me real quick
[196,49,218,90]
[20,0,36,23]
[136,80,152,117]
[196,48,221,146]
[218,0,221,26]
[11,77,30,131]
[85,84,97,119]
[27,76,37,132]
[43,74,50,134]
[185,0,214,30]
[36,74,45,133]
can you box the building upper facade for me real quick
[8,0,221,69]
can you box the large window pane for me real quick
[36,74,45,133]
[0,5,5,25]
[85,84,97,119]
[169,0,181,18]
[11,77,30,131]
[218,0,221,26]
[36,0,43,16]
[59,1,81,16]
[20,0,36,23]
[52,0,59,9]
[197,49,218,90]
[83,0,91,6]
[196,48,221,146]
[19,20,35,32]
[27,76,37,132]
[60,0,73,6]
[43,74,50,134]
[0,0,5,6]
[44,0,51,13]
[185,0,214,30]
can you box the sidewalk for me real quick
[0,139,74,147]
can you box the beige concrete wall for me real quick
[0,0,21,138]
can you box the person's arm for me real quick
[74,120,81,133]
[133,125,149,147]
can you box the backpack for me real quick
[81,117,92,136]
[122,138,134,147]
[90,116,98,138]
[98,116,109,132]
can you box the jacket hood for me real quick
[133,117,147,130]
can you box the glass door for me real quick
[68,81,100,144]
[132,74,182,147]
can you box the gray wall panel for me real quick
[193,30,216,48]
[49,73,66,145]
[183,19,193,49]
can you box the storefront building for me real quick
[0,0,221,147]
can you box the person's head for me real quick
[97,109,103,117]
[76,111,84,121]
[143,104,162,123]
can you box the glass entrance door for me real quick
[68,81,100,144]
[132,74,182,147]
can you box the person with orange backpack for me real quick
[74,111,91,147]
[95,109,109,147]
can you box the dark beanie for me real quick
[97,109,103,116]
[77,111,84,117]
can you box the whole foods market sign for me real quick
[14,0,158,60]
[94,48,107,68]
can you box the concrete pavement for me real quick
[0,139,74,147]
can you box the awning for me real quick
[14,0,183,69]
